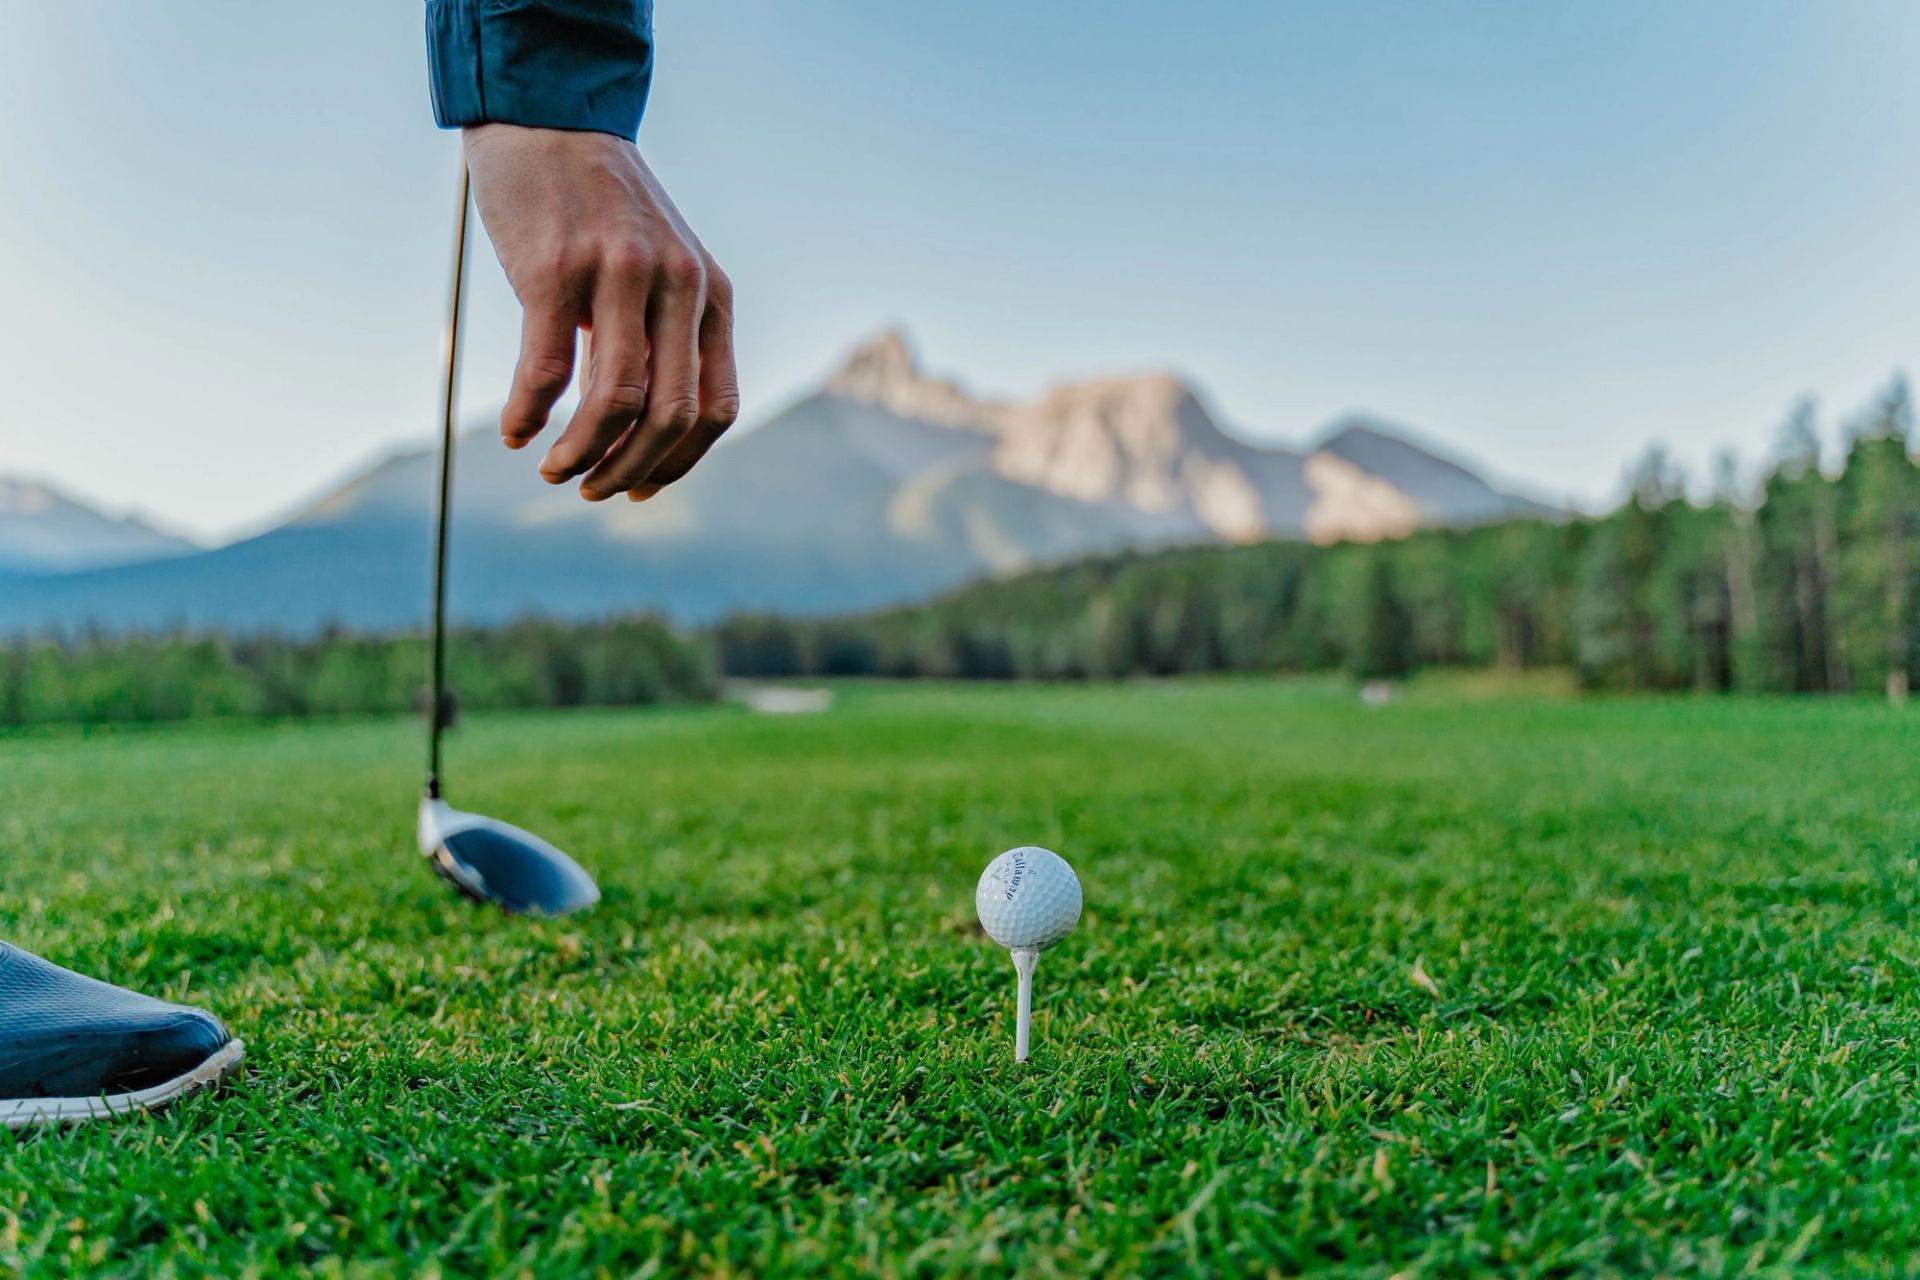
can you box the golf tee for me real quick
[1011,948,1038,1062]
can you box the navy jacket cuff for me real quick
[427,0,654,139]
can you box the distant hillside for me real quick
[0,478,196,574]
[0,330,1554,636]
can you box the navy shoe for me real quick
[0,943,243,1129]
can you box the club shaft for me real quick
[427,160,472,798]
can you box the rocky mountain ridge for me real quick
[0,330,1553,635]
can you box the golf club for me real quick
[416,161,601,918]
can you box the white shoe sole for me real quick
[0,1038,245,1130]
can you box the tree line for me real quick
[0,616,715,726]
[717,378,1920,700]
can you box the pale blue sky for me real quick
[2,1,1918,541]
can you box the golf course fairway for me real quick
[4,678,1917,1275]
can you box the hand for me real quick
[464,124,740,501]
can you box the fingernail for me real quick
[629,485,661,503]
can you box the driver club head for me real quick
[417,796,601,918]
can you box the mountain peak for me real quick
[1033,370,1198,418]
[0,476,197,575]
[831,326,918,384]
[1315,415,1495,485]
[1317,417,1398,448]
[1312,414,1555,524]
[828,330,1210,427]
[0,477,64,517]
[826,328,986,429]
[819,331,1271,539]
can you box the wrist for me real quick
[464,123,639,159]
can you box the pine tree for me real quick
[1347,552,1415,681]
[1834,378,1919,703]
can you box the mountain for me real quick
[0,479,196,574]
[826,331,1553,543]
[1314,417,1557,527]
[0,331,1553,635]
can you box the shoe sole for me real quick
[0,1038,246,1130]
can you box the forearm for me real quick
[426,0,654,138]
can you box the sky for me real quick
[2,1,1919,543]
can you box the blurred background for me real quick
[4,0,1920,718]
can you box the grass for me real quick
[4,677,1920,1277]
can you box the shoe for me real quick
[0,942,243,1129]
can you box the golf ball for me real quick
[975,846,1082,950]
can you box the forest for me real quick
[0,616,714,726]
[718,379,1920,700]
[7,379,1920,724]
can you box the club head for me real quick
[417,796,600,918]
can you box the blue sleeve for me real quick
[427,0,654,139]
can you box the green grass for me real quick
[4,678,1920,1277]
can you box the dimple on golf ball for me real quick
[975,846,1082,951]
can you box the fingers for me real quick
[635,269,740,493]
[520,245,734,501]
[579,252,707,501]
[500,297,579,449]
[472,131,737,497]
[539,254,654,486]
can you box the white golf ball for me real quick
[975,846,1082,950]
